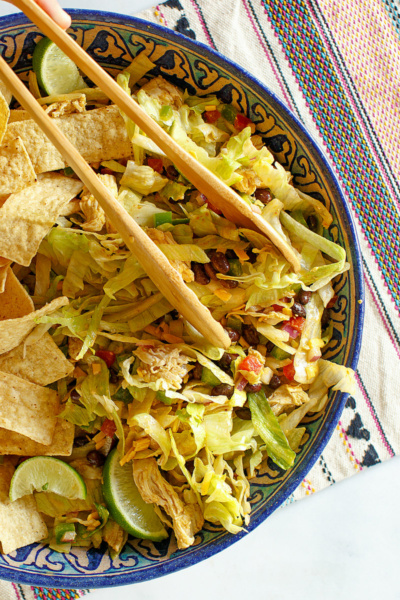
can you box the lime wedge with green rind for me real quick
[9,456,87,502]
[102,449,168,541]
[32,37,86,96]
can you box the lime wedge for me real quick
[32,37,85,95]
[102,449,168,541]
[9,457,87,502]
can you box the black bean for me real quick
[211,384,234,398]
[321,308,330,328]
[218,352,239,370]
[74,436,89,447]
[87,450,105,467]
[191,362,203,380]
[247,248,258,264]
[292,302,307,318]
[192,262,210,285]
[245,382,262,393]
[235,407,252,420]
[297,290,311,305]
[224,327,240,343]
[70,389,80,401]
[109,370,119,384]
[269,374,281,390]
[210,251,230,274]
[166,165,179,180]
[204,262,218,281]
[307,215,318,232]
[266,341,274,353]
[225,249,237,259]
[242,324,260,346]
[254,188,273,204]
[221,279,239,289]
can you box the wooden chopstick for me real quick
[0,55,231,349]
[7,0,300,273]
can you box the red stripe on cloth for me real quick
[189,0,215,47]
[12,584,22,600]
[364,277,400,361]
[303,0,400,210]
[356,374,395,458]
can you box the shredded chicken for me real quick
[147,228,194,282]
[268,384,309,416]
[103,520,128,554]
[233,166,266,195]
[132,458,204,549]
[80,173,118,232]
[45,95,86,118]
[134,344,191,390]
[140,76,183,109]
[59,198,81,216]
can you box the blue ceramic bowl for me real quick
[0,10,364,589]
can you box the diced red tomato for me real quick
[272,304,283,312]
[147,158,164,173]
[283,361,296,381]
[288,316,306,333]
[234,113,253,132]
[95,349,116,368]
[327,295,338,309]
[204,109,221,124]
[101,418,117,437]
[238,355,262,374]
[205,200,223,215]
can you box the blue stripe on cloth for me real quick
[261,0,400,314]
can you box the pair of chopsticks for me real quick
[0,0,299,349]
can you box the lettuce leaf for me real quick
[248,390,295,470]
[293,294,324,384]
[120,161,168,195]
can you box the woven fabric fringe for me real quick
[5,0,400,596]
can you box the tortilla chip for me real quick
[0,173,83,266]
[0,296,68,355]
[0,264,9,294]
[0,136,37,194]
[0,458,16,502]
[3,105,133,175]
[0,90,9,146]
[0,79,12,106]
[0,418,74,457]
[0,332,73,385]
[0,267,34,320]
[0,494,48,554]
[8,110,31,124]
[0,371,59,445]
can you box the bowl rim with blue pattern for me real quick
[0,9,364,589]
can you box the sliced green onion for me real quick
[55,523,76,544]
[171,217,190,225]
[154,212,172,227]
[270,346,291,360]
[160,105,173,122]
[221,104,237,123]
[227,259,242,277]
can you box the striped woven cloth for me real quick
[3,0,399,597]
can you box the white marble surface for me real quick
[0,1,399,597]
